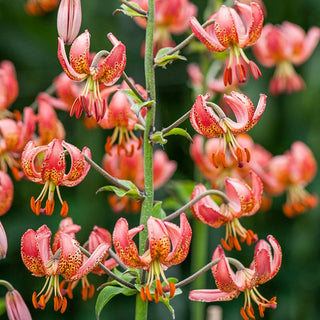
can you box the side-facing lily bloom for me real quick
[113,214,192,302]
[253,22,320,95]
[21,139,91,216]
[190,92,267,168]
[0,171,13,216]
[189,235,282,320]
[189,1,263,85]
[58,30,126,121]
[21,224,109,313]
[191,171,262,250]
[0,60,19,116]
[5,288,32,320]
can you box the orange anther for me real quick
[221,238,232,251]
[35,200,41,216]
[60,297,68,314]
[246,305,255,319]
[233,237,242,251]
[145,286,153,301]
[236,147,243,163]
[169,282,176,299]
[140,287,146,302]
[11,166,21,181]
[88,284,95,299]
[54,296,61,311]
[45,199,54,216]
[81,286,88,301]
[154,288,159,303]
[258,304,265,318]
[30,197,36,213]
[240,307,250,320]
[244,147,251,163]
[211,153,219,168]
[38,294,46,310]
[219,153,227,168]
[156,279,163,296]
[60,201,69,217]
[228,235,234,248]
[32,292,38,309]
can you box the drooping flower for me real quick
[0,221,8,259]
[98,80,146,155]
[0,171,14,216]
[58,30,126,121]
[21,224,109,313]
[189,235,282,320]
[190,92,267,167]
[191,171,262,250]
[189,1,263,85]
[5,289,32,320]
[253,22,320,95]
[0,60,19,116]
[102,139,176,213]
[266,141,318,217]
[113,214,192,302]
[21,139,91,216]
[57,0,82,45]
[25,0,59,15]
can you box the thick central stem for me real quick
[136,0,156,318]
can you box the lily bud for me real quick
[0,221,8,259]
[6,289,32,320]
[57,0,82,45]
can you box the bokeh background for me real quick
[0,0,320,319]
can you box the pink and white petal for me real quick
[189,17,226,52]
[267,235,282,280]
[247,171,263,215]
[57,37,88,81]
[189,288,240,302]
[211,245,225,274]
[164,213,192,266]
[250,94,267,129]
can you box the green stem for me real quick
[136,0,156,317]
[0,279,14,291]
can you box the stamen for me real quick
[240,307,250,320]
[60,297,68,313]
[145,286,153,301]
[246,305,255,319]
[54,295,61,311]
[211,153,219,168]
[169,282,175,299]
[244,148,251,163]
[221,238,232,251]
[32,292,38,309]
[30,197,36,213]
[154,288,159,303]
[140,287,146,302]
[38,294,46,310]
[88,284,95,299]
[156,279,163,296]
[258,304,265,318]
[219,152,227,168]
[45,199,55,216]
[81,286,88,301]
[60,201,69,217]
[233,237,242,251]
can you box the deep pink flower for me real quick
[58,30,126,121]
[21,139,91,216]
[190,92,266,168]
[253,22,320,95]
[189,235,282,320]
[113,214,192,302]
[189,1,263,85]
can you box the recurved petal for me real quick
[113,218,146,268]
[189,288,240,302]
[61,142,91,186]
[164,213,192,266]
[191,184,229,227]
[58,37,88,81]
[189,17,227,52]
[147,217,170,261]
[70,30,91,74]
[211,245,225,274]
[21,226,52,276]
[71,242,110,280]
[235,1,264,46]
[190,94,225,138]
[213,255,239,292]
[94,33,126,85]
[252,235,282,284]
[247,170,263,214]
[250,94,267,129]
[57,232,83,279]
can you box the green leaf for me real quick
[121,89,144,104]
[99,268,138,289]
[150,131,167,144]
[115,2,146,18]
[97,180,143,200]
[152,201,167,219]
[154,47,187,68]
[131,100,154,114]
[95,286,137,319]
[163,128,193,142]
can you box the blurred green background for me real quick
[0,0,320,319]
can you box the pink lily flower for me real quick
[191,171,262,250]
[0,171,13,216]
[21,139,91,216]
[113,213,192,302]
[0,221,8,259]
[253,22,320,95]
[58,30,126,121]
[190,92,267,168]
[21,224,109,313]
[5,289,32,320]
[189,235,282,320]
[189,1,263,85]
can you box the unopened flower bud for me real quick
[57,0,82,45]
[0,221,8,259]
[5,289,32,320]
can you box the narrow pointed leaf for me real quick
[163,128,193,142]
